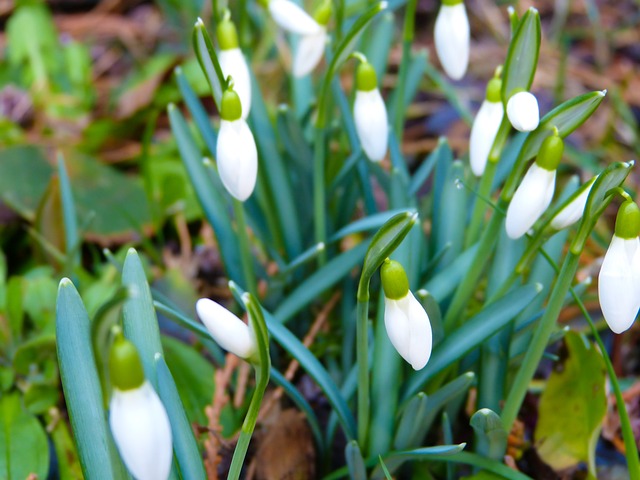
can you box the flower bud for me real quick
[598,201,640,333]
[217,18,252,119]
[549,176,596,230]
[293,29,327,77]
[109,336,172,480]
[434,0,470,81]
[354,61,388,162]
[381,259,432,370]
[469,77,504,176]
[217,88,258,201]
[196,298,257,360]
[268,0,322,35]
[506,91,539,132]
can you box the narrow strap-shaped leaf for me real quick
[470,409,508,461]
[175,67,217,156]
[403,283,542,400]
[409,137,448,196]
[362,12,395,78]
[56,278,124,479]
[501,7,541,101]
[346,441,367,480]
[330,209,409,243]
[156,355,207,480]
[393,392,428,450]
[192,19,227,110]
[122,249,164,388]
[57,153,80,270]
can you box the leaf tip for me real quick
[534,282,544,293]
[317,242,326,252]
[126,247,138,257]
[625,159,635,168]
[195,17,205,28]
[59,277,73,288]
[599,89,607,97]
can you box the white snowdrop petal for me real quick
[598,236,640,333]
[268,0,322,35]
[219,48,252,119]
[549,180,595,230]
[354,89,389,162]
[216,119,258,201]
[469,100,504,177]
[109,382,173,480]
[383,297,412,363]
[405,292,432,370]
[506,92,539,132]
[293,29,326,77]
[505,163,556,239]
[434,3,470,81]
[196,298,256,358]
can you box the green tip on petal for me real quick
[356,61,377,91]
[221,88,242,121]
[535,131,564,171]
[486,78,502,103]
[615,200,640,239]
[109,335,145,391]
[313,0,332,26]
[217,17,239,50]
[442,0,463,5]
[381,259,409,300]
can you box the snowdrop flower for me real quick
[292,0,331,77]
[109,335,172,480]
[217,15,251,118]
[506,91,539,132]
[216,87,258,201]
[549,176,597,230]
[505,132,563,239]
[353,59,388,162]
[196,298,257,360]
[598,200,640,334]
[434,0,470,81]
[469,76,504,176]
[380,259,432,370]
[266,0,322,35]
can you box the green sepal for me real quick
[486,77,502,103]
[442,0,463,5]
[220,88,242,121]
[570,160,634,253]
[313,0,332,26]
[357,211,418,301]
[381,259,409,300]
[501,7,541,103]
[535,132,563,171]
[109,334,145,391]
[615,200,640,239]
[356,61,377,91]
[217,16,239,50]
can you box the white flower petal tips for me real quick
[469,99,503,176]
[354,89,389,162]
[293,29,327,77]
[216,118,258,201]
[219,49,252,119]
[506,91,539,132]
[196,298,257,359]
[505,163,555,239]
[109,382,173,480]
[268,0,322,35]
[549,178,596,230]
[598,236,640,333]
[434,2,470,81]
[384,292,432,370]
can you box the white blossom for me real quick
[196,298,257,359]
[506,91,539,132]
[354,89,389,162]
[109,382,173,480]
[293,28,327,77]
[216,118,258,201]
[549,177,596,230]
[505,163,555,239]
[469,99,503,176]
[219,48,252,119]
[268,0,321,35]
[434,2,470,81]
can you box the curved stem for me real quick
[356,292,370,450]
[465,161,497,248]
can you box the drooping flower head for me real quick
[293,0,331,77]
[598,200,640,334]
[469,74,504,176]
[109,335,173,480]
[217,13,252,118]
[216,87,258,201]
[380,259,432,370]
[506,91,539,132]
[434,0,470,81]
[196,298,258,361]
[266,0,323,35]
[505,130,563,239]
[549,176,597,231]
[353,58,389,162]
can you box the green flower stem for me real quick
[501,250,580,431]
[232,198,258,297]
[313,129,328,265]
[393,0,417,137]
[464,161,497,248]
[356,295,370,450]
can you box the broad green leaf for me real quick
[13,334,55,376]
[403,284,542,400]
[535,332,606,474]
[0,394,49,480]
[393,392,428,450]
[501,8,541,101]
[346,441,367,480]
[24,384,59,415]
[56,278,124,478]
